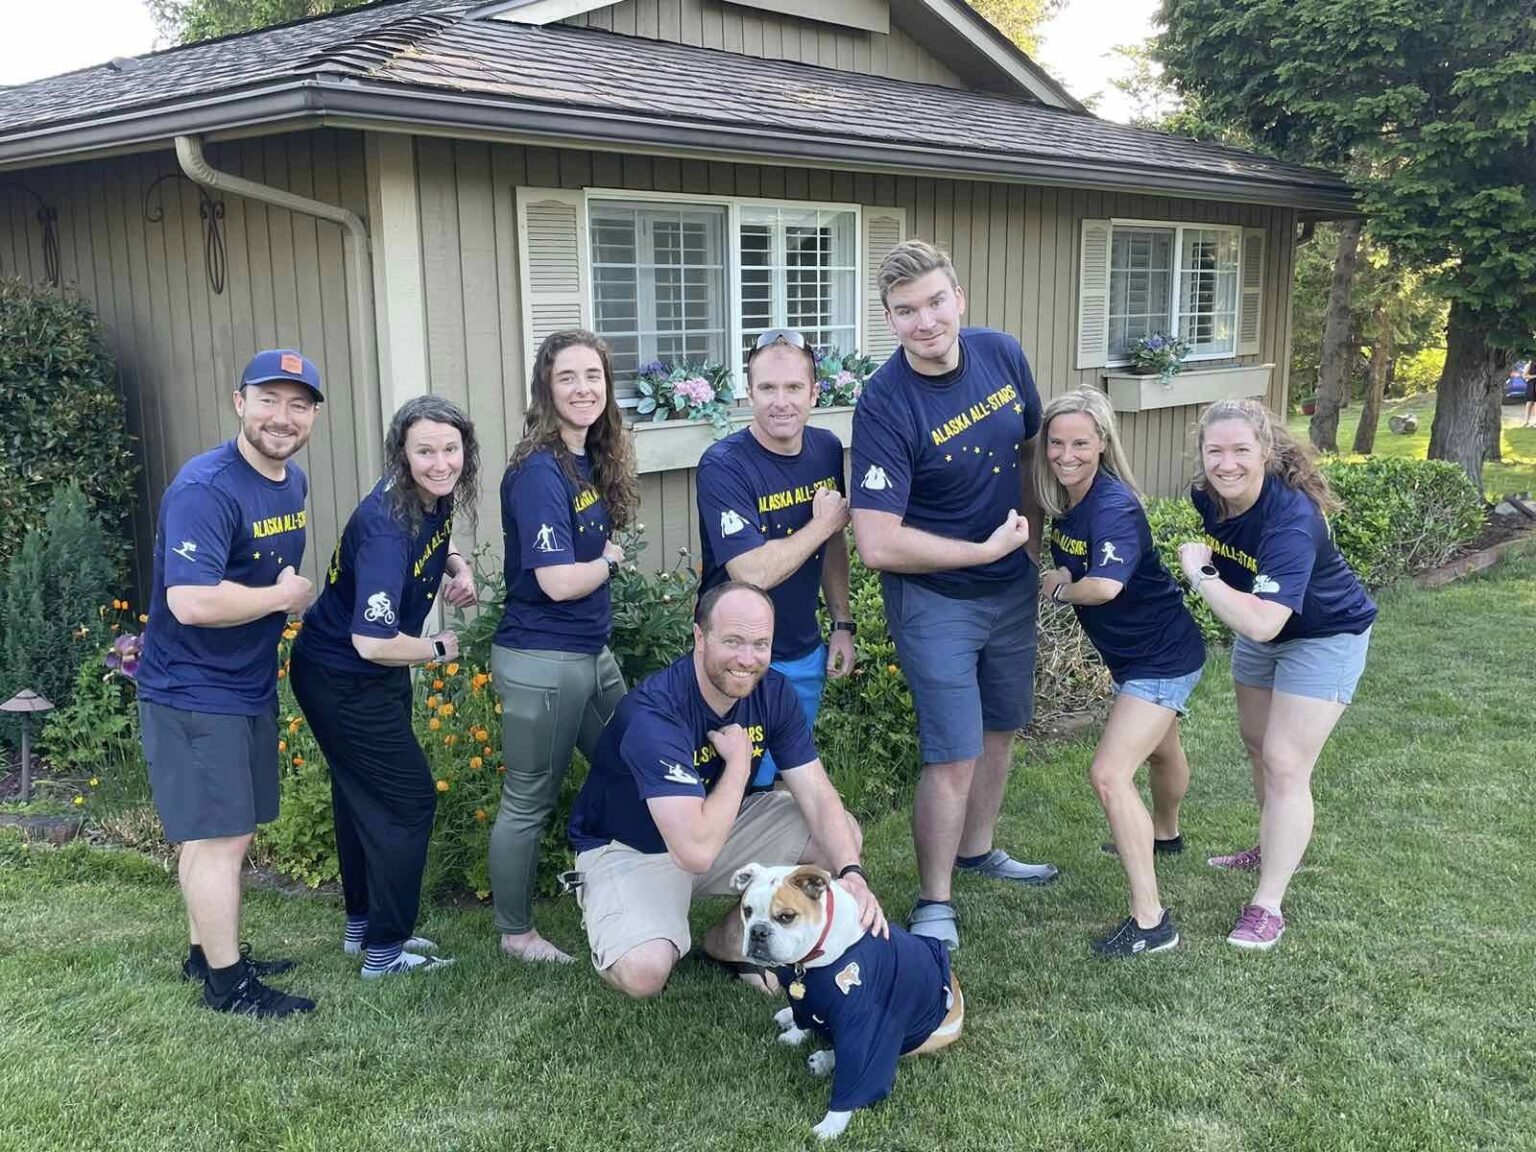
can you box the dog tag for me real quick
[788,979,806,1000]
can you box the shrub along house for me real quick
[0,0,1355,589]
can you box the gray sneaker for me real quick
[956,849,1059,886]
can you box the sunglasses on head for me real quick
[753,328,809,352]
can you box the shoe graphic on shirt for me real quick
[861,465,889,491]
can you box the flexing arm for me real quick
[167,566,312,627]
[850,508,1028,575]
[647,725,753,874]
[1178,542,1292,642]
[535,539,624,603]
[727,488,848,590]
[1042,569,1124,607]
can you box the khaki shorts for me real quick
[575,790,813,971]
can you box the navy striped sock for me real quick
[344,917,367,949]
[363,942,403,971]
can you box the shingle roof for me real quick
[0,0,1353,211]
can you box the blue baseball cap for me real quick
[240,349,323,402]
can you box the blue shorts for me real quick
[1231,627,1371,704]
[883,574,1038,765]
[1112,665,1204,717]
[756,643,827,787]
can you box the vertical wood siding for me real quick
[564,0,966,87]
[412,142,1297,568]
[0,130,370,596]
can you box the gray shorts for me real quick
[139,699,279,842]
[1231,627,1372,704]
[883,574,1038,764]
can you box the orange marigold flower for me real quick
[483,745,494,757]
[436,779,450,793]
[277,669,286,679]
[444,734,456,746]
[446,662,460,677]
[439,703,455,717]
[474,808,487,823]
[293,755,305,766]
[426,695,439,710]
[288,719,301,734]
[429,717,441,731]
[886,663,899,674]
[472,673,489,689]
[432,679,445,691]
[138,614,148,624]
[469,756,483,770]
[425,661,438,672]
[278,740,287,752]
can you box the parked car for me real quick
[1505,361,1531,403]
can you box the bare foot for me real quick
[500,930,575,965]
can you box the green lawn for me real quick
[4,552,1536,1151]
[1288,393,1536,497]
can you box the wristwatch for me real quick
[432,637,448,659]
[830,620,857,636]
[1192,563,1219,591]
[605,556,621,578]
[836,863,868,883]
[1051,582,1068,604]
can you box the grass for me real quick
[4,551,1536,1151]
[1287,393,1536,497]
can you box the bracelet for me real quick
[835,863,868,883]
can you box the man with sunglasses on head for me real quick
[850,240,1056,953]
[696,328,855,782]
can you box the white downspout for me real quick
[175,133,383,483]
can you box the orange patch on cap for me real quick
[280,352,303,375]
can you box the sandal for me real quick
[908,902,960,951]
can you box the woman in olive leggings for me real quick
[488,330,638,963]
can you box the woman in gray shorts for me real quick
[1178,399,1377,952]
[488,330,638,964]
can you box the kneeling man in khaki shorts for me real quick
[567,581,887,998]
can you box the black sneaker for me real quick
[1100,834,1185,858]
[202,963,316,1019]
[1092,910,1179,958]
[182,943,299,983]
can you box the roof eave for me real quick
[0,78,1359,216]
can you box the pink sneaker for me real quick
[1207,845,1262,871]
[1226,903,1285,950]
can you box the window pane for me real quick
[738,206,857,372]
[1107,226,1175,359]
[588,201,729,396]
[1177,228,1239,356]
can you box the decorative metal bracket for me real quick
[143,173,227,295]
[0,181,60,287]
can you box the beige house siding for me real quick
[0,130,371,594]
[562,0,966,87]
[410,138,1296,562]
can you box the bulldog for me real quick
[731,863,964,1141]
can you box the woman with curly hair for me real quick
[490,329,639,964]
[1036,388,1205,958]
[290,394,481,978]
[1178,399,1376,951]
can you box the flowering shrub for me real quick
[634,360,735,437]
[813,349,876,407]
[1128,333,1190,384]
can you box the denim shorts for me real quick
[1231,627,1372,704]
[883,574,1038,764]
[756,643,828,787]
[1112,665,1204,717]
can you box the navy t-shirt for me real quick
[294,479,453,676]
[495,450,613,654]
[568,654,819,854]
[696,425,846,662]
[774,927,953,1112]
[138,441,308,716]
[1193,475,1377,642]
[1048,471,1204,681]
[850,328,1043,596]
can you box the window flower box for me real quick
[632,406,855,474]
[1103,363,1274,412]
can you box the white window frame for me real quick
[1104,218,1245,367]
[582,189,864,400]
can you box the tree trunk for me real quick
[1482,376,1504,462]
[1353,303,1392,454]
[1309,217,1363,452]
[1428,300,1505,492]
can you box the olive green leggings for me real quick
[488,645,625,935]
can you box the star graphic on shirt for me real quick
[752,745,765,760]
[1013,403,1023,414]
[973,446,982,454]
[945,453,953,462]
[992,466,1001,474]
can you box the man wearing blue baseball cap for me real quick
[137,349,323,1017]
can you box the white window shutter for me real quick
[516,187,590,393]
[1076,219,1112,370]
[861,207,907,363]
[1238,227,1266,356]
